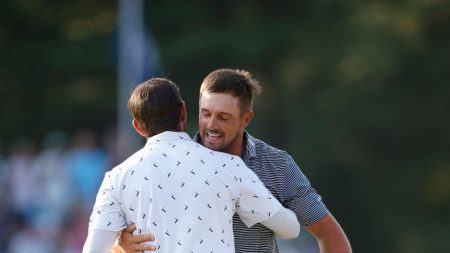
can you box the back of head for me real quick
[200,68,262,113]
[128,78,183,137]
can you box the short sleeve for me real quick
[88,171,127,232]
[283,154,328,226]
[233,159,282,228]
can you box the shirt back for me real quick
[89,131,281,253]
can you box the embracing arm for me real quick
[83,229,120,253]
[260,206,300,239]
[305,213,352,253]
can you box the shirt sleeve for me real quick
[82,229,119,253]
[283,154,329,226]
[260,207,300,239]
[88,171,127,232]
[233,158,283,228]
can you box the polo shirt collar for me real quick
[146,131,191,145]
[243,130,257,160]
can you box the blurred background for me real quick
[0,0,449,252]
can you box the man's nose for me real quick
[207,117,218,130]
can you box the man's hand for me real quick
[111,224,156,253]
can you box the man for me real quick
[116,69,352,253]
[83,78,300,253]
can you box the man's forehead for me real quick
[199,92,240,113]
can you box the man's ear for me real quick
[132,119,147,138]
[241,110,253,128]
[178,101,187,131]
[179,101,187,123]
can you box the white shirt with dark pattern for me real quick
[88,131,282,253]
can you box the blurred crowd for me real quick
[0,129,122,253]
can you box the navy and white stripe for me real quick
[196,131,329,253]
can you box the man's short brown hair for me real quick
[128,78,182,137]
[200,69,262,114]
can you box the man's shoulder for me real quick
[197,143,241,162]
[109,147,148,174]
[246,133,290,157]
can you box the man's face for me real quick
[199,92,251,155]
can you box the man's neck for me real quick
[147,129,184,139]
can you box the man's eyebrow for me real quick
[200,108,232,116]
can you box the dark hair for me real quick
[128,78,182,137]
[200,69,262,113]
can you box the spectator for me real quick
[64,129,108,212]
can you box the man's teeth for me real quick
[208,133,221,138]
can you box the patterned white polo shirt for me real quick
[88,131,282,253]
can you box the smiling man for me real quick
[196,69,351,253]
[199,92,251,157]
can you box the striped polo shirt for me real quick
[195,131,329,253]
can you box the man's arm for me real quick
[305,213,352,253]
[83,229,120,253]
[232,155,300,239]
[111,224,156,253]
[278,154,351,252]
[260,206,300,239]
